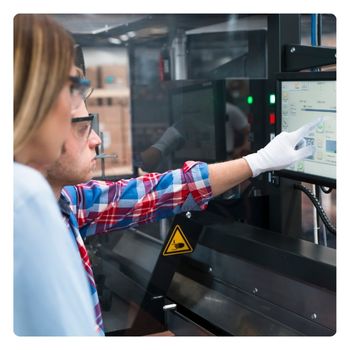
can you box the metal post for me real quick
[171,30,187,80]
[267,15,303,236]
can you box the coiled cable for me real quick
[294,183,336,235]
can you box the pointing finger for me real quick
[289,117,323,144]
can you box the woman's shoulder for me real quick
[14,162,44,179]
[14,162,55,208]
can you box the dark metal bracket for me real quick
[283,44,336,72]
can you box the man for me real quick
[46,99,320,335]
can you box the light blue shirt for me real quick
[14,163,98,336]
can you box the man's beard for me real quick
[46,143,67,180]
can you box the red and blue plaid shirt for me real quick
[59,161,212,335]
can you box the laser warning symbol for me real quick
[162,225,193,256]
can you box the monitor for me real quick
[276,71,336,187]
[169,81,226,167]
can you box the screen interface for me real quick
[281,80,336,181]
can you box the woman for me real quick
[14,14,98,336]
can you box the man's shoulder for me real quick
[62,180,109,195]
[61,180,103,205]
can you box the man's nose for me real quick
[89,129,102,148]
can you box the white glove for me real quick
[243,117,322,177]
[152,126,184,155]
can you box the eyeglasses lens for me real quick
[71,115,94,141]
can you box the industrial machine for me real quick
[55,14,336,336]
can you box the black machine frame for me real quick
[275,71,336,188]
[71,14,337,336]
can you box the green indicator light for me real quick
[247,96,254,105]
[269,94,276,104]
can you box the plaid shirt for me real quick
[59,161,212,335]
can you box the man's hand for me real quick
[243,117,322,177]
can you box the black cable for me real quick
[294,183,336,235]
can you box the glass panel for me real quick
[84,48,133,177]
[51,14,336,335]
[187,30,267,79]
[300,14,336,46]
[132,78,268,174]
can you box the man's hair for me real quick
[14,14,75,157]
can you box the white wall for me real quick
[83,47,128,67]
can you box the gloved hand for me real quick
[243,117,322,177]
[151,126,185,156]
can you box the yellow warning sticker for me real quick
[162,225,193,256]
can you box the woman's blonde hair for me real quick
[14,14,75,157]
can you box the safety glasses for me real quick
[71,113,94,141]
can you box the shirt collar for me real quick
[58,194,72,217]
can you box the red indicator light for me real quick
[269,112,276,125]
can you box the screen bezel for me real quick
[275,71,336,188]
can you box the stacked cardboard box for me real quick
[86,64,129,89]
[86,64,132,176]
